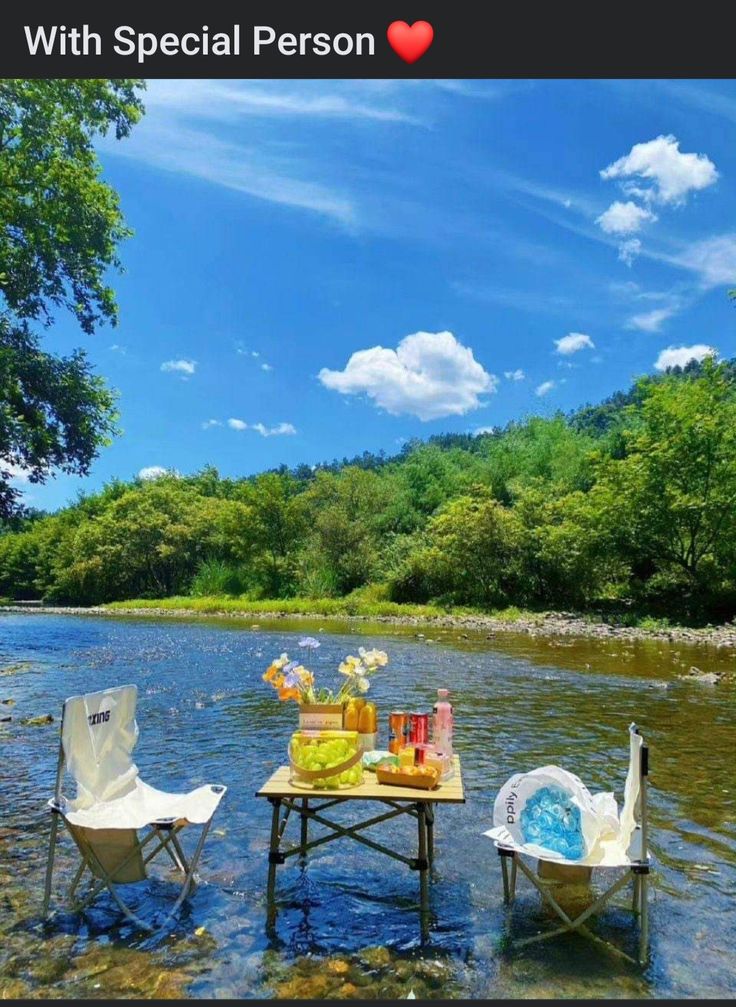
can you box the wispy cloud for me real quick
[674,234,736,288]
[504,369,525,381]
[147,79,421,125]
[227,418,296,436]
[535,380,555,397]
[114,125,355,224]
[627,305,679,333]
[102,79,429,226]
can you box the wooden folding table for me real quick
[256,756,464,932]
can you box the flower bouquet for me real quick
[263,637,388,730]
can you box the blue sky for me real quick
[17,78,736,510]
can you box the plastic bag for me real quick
[493,765,618,861]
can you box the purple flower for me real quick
[298,637,321,650]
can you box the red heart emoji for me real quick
[387,20,434,64]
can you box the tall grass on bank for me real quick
[104,595,466,619]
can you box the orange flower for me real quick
[263,664,280,683]
[278,686,300,702]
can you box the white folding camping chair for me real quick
[484,724,651,965]
[43,684,226,932]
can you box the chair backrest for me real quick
[58,685,140,808]
[619,722,646,850]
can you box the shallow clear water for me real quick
[1,612,734,999]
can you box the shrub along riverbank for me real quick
[2,358,736,626]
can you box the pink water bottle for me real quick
[432,688,453,757]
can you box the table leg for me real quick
[300,798,309,858]
[417,803,429,939]
[267,797,282,923]
[425,801,435,866]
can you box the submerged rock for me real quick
[679,667,724,685]
[20,713,54,726]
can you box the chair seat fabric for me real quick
[484,823,645,868]
[54,778,226,830]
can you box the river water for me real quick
[1,612,734,999]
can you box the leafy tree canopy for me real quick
[0,79,144,518]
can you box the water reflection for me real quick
[0,612,734,999]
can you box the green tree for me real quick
[392,490,523,607]
[0,79,144,517]
[597,360,736,611]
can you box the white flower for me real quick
[357,677,370,693]
[358,648,388,669]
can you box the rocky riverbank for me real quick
[4,603,736,650]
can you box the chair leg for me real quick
[639,874,649,965]
[510,854,517,904]
[153,820,212,933]
[501,853,511,902]
[67,859,88,902]
[42,812,59,917]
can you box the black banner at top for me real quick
[0,2,732,78]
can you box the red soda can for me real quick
[388,711,409,754]
[408,712,430,745]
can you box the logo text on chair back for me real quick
[87,710,111,726]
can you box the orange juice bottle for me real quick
[358,702,377,734]
[343,701,360,731]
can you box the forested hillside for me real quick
[2,358,735,622]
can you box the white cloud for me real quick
[109,343,127,354]
[654,344,717,371]
[504,369,525,381]
[318,330,496,421]
[4,462,31,484]
[161,358,196,377]
[202,419,222,429]
[261,363,273,372]
[227,418,296,436]
[601,135,718,205]
[596,201,657,235]
[554,333,595,355]
[138,466,171,481]
[535,380,556,396]
[253,422,296,437]
[618,238,642,267]
[627,306,678,333]
[676,234,736,287]
[474,425,497,435]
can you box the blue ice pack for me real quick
[519,784,585,860]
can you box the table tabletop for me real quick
[257,755,465,804]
